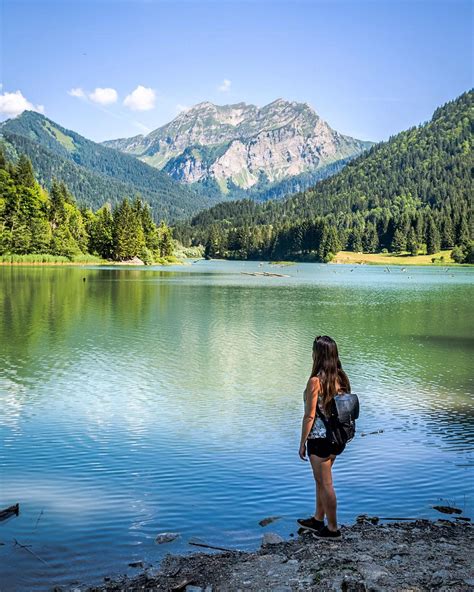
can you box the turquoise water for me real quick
[0,261,473,591]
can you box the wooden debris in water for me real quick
[432,505,463,515]
[13,537,48,564]
[0,503,19,522]
[188,538,238,552]
[240,271,290,278]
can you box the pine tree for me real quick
[363,222,379,253]
[113,197,145,260]
[348,227,363,252]
[391,227,407,253]
[158,221,174,257]
[425,215,441,254]
[14,155,35,188]
[441,215,455,248]
[406,228,418,256]
[89,205,114,259]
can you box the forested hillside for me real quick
[0,148,175,263]
[0,111,216,221]
[175,91,473,263]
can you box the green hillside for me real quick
[0,111,217,222]
[175,90,473,263]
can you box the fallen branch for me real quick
[379,517,420,521]
[32,509,44,532]
[13,538,48,565]
[188,540,237,552]
[0,503,19,522]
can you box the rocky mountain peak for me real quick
[102,99,372,192]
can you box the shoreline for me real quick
[1,251,472,268]
[68,519,473,592]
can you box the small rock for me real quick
[262,532,285,546]
[155,532,180,544]
[356,554,373,562]
[185,586,203,592]
[341,575,367,591]
[259,515,282,527]
[128,560,144,568]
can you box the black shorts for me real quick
[307,437,346,458]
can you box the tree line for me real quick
[0,148,174,263]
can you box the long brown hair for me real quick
[311,335,351,415]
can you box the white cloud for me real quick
[176,103,190,113]
[123,85,156,111]
[68,87,86,98]
[218,79,231,92]
[0,90,45,117]
[88,87,118,105]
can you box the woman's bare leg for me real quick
[310,455,338,530]
[314,480,324,521]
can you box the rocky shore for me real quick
[67,519,473,592]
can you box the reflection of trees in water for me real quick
[0,267,173,381]
[1,269,472,449]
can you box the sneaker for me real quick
[314,525,341,539]
[296,516,325,533]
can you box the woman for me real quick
[297,335,351,539]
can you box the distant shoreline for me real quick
[1,250,472,267]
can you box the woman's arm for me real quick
[299,377,320,456]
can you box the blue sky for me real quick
[1,0,472,142]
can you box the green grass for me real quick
[332,250,458,266]
[0,253,106,265]
[44,121,76,152]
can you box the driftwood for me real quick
[379,517,420,521]
[31,509,43,532]
[171,577,196,591]
[188,539,237,552]
[13,538,48,565]
[241,271,290,278]
[433,505,463,515]
[0,503,19,522]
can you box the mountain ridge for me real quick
[0,111,218,221]
[102,99,373,195]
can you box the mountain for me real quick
[103,99,373,198]
[176,90,473,261]
[0,111,217,221]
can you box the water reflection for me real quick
[0,263,473,591]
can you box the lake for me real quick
[0,261,473,591]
